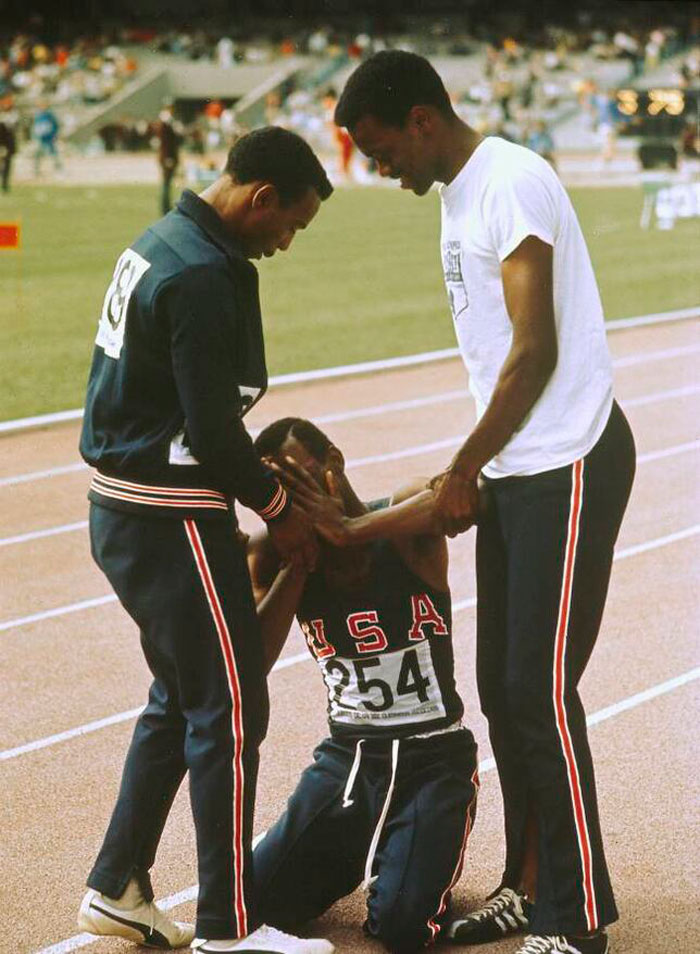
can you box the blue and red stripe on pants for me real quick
[86,506,268,939]
[476,400,635,935]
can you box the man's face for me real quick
[350,113,436,196]
[246,185,321,259]
[275,434,346,514]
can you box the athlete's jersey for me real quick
[296,521,464,740]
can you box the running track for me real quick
[1,318,698,954]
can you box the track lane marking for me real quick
[1,344,698,488]
[31,664,700,954]
[2,306,698,437]
[2,524,698,758]
[1,437,698,550]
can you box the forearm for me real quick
[257,563,308,673]
[452,343,556,480]
[342,490,442,544]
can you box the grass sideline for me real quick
[1,183,698,421]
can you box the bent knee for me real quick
[368,901,438,953]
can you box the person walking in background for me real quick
[335,51,635,954]
[77,127,334,954]
[156,104,182,214]
[526,120,556,169]
[0,100,17,193]
[32,101,62,176]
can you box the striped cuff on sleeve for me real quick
[257,481,291,523]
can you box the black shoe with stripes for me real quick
[515,934,609,954]
[446,887,530,944]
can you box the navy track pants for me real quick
[476,400,635,934]
[253,730,479,954]
[86,506,269,940]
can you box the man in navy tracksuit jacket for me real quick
[76,128,334,954]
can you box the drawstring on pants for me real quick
[342,739,364,808]
[362,738,400,890]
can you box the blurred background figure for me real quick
[0,96,18,192]
[155,104,182,214]
[33,100,61,175]
[527,118,556,168]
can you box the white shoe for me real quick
[191,924,334,953]
[78,878,194,948]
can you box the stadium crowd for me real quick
[0,4,698,187]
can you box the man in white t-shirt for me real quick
[334,52,635,954]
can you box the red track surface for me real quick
[1,319,698,954]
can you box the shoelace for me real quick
[470,889,519,923]
[519,936,565,954]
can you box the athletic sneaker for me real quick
[447,887,530,943]
[78,878,194,948]
[515,934,609,954]
[191,925,335,953]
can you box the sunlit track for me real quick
[1,436,697,549]
[4,320,699,954]
[2,523,697,758]
[31,664,700,954]
[1,336,698,488]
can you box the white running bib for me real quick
[321,641,446,728]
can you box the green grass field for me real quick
[1,183,698,421]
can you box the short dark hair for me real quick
[335,51,453,130]
[255,417,333,462]
[225,127,333,205]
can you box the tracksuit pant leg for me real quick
[476,401,635,935]
[254,731,478,954]
[86,506,269,940]
[365,731,479,953]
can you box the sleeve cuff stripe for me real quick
[258,484,288,520]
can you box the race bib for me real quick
[96,248,151,359]
[321,641,446,728]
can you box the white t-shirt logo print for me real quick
[441,240,469,320]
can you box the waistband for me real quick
[89,471,231,517]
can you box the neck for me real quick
[436,119,483,185]
[199,176,246,240]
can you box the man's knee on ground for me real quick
[367,895,436,954]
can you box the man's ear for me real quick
[327,445,345,474]
[251,183,279,210]
[408,105,433,135]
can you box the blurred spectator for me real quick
[526,119,556,168]
[0,102,18,192]
[32,101,61,175]
[592,86,622,163]
[216,35,234,68]
[155,105,182,215]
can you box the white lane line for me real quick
[613,343,700,368]
[3,306,699,437]
[0,651,313,762]
[32,663,700,954]
[614,525,700,560]
[2,347,699,490]
[2,522,697,758]
[0,462,88,488]
[0,521,89,548]
[625,384,700,407]
[1,438,697,551]
[0,595,118,634]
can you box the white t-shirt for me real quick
[439,136,613,478]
